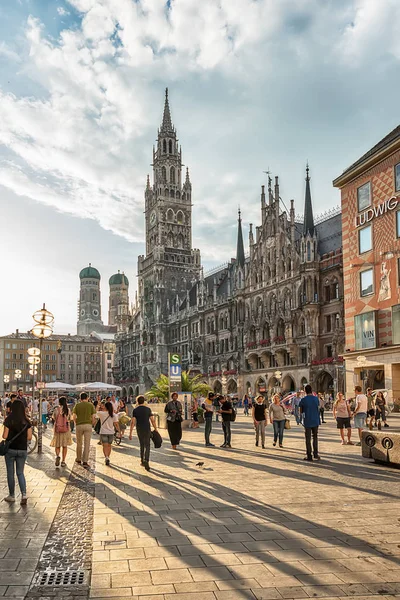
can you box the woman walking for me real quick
[269,394,286,448]
[191,397,199,429]
[2,400,32,504]
[97,401,120,466]
[164,392,183,449]
[333,392,353,445]
[375,391,389,429]
[252,395,268,448]
[51,396,73,467]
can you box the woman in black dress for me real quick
[164,392,183,449]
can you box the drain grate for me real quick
[38,570,86,587]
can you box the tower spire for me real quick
[160,87,174,134]
[236,209,245,268]
[303,162,315,236]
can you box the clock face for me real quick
[150,211,156,226]
[80,309,85,317]
[93,309,99,317]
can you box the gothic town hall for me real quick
[114,90,345,399]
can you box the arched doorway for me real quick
[121,386,127,398]
[135,385,139,397]
[315,371,334,393]
[214,380,222,394]
[245,381,252,396]
[300,377,308,389]
[268,376,279,395]
[282,375,295,393]
[227,379,237,394]
[128,386,134,400]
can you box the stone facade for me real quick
[115,91,345,399]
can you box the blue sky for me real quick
[1,0,399,334]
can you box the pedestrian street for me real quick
[0,413,399,600]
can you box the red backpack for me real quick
[55,409,69,433]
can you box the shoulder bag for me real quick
[0,424,29,456]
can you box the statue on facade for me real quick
[378,261,391,302]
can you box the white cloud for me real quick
[0,42,21,63]
[57,6,70,17]
[0,0,399,260]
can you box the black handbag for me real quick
[151,430,163,448]
[0,424,28,456]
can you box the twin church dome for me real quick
[79,264,129,286]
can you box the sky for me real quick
[1,0,400,334]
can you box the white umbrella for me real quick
[44,381,76,390]
[76,382,121,392]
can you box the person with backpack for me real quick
[2,400,32,504]
[96,401,120,466]
[218,395,233,448]
[50,396,72,467]
[129,395,158,471]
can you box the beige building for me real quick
[0,331,113,394]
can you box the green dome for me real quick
[109,271,129,286]
[79,264,101,280]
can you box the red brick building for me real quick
[333,126,400,402]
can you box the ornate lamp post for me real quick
[14,369,22,390]
[28,347,41,415]
[3,374,10,396]
[274,370,282,395]
[31,304,54,453]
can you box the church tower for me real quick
[77,264,104,335]
[138,89,201,383]
[108,271,130,332]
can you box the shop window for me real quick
[359,225,372,254]
[395,163,400,192]
[357,182,371,212]
[355,311,376,350]
[360,268,374,297]
[392,304,400,344]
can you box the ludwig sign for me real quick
[354,195,399,228]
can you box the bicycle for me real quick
[28,422,38,454]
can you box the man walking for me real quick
[73,392,96,467]
[219,395,233,448]
[353,385,368,446]
[202,392,215,447]
[300,385,321,461]
[129,395,158,471]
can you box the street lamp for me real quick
[31,304,54,453]
[274,370,282,395]
[28,348,40,415]
[3,374,10,395]
[14,369,22,390]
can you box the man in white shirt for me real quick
[41,399,49,429]
[353,385,368,446]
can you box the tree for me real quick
[145,371,211,402]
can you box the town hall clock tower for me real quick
[137,89,201,383]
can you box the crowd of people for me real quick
[0,383,391,505]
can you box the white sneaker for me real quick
[4,496,15,503]
[341,441,347,445]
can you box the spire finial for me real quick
[236,208,245,268]
[160,87,173,133]
[303,163,315,236]
[306,161,310,180]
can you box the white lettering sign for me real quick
[354,195,399,228]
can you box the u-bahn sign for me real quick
[168,353,182,394]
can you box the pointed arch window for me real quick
[163,139,167,153]
[168,139,173,154]
[161,166,167,182]
[307,241,311,261]
[170,166,175,184]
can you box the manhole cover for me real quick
[37,570,87,587]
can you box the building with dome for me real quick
[77,264,104,336]
[108,271,130,332]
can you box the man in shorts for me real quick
[353,385,368,446]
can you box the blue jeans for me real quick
[5,449,27,496]
[273,420,285,445]
[294,405,301,425]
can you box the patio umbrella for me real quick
[76,382,121,392]
[44,381,76,391]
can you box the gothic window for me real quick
[276,319,285,339]
[182,192,186,200]
[177,234,184,249]
[161,166,167,182]
[165,189,169,197]
[207,319,211,334]
[167,232,174,247]
[170,167,175,184]
[176,191,180,199]
[163,139,167,153]
[168,139,173,154]
[299,318,305,336]
[167,208,174,222]
[176,210,184,224]
[170,189,175,198]
[219,315,224,330]
[307,241,311,261]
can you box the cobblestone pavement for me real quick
[0,414,399,600]
[91,413,400,600]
